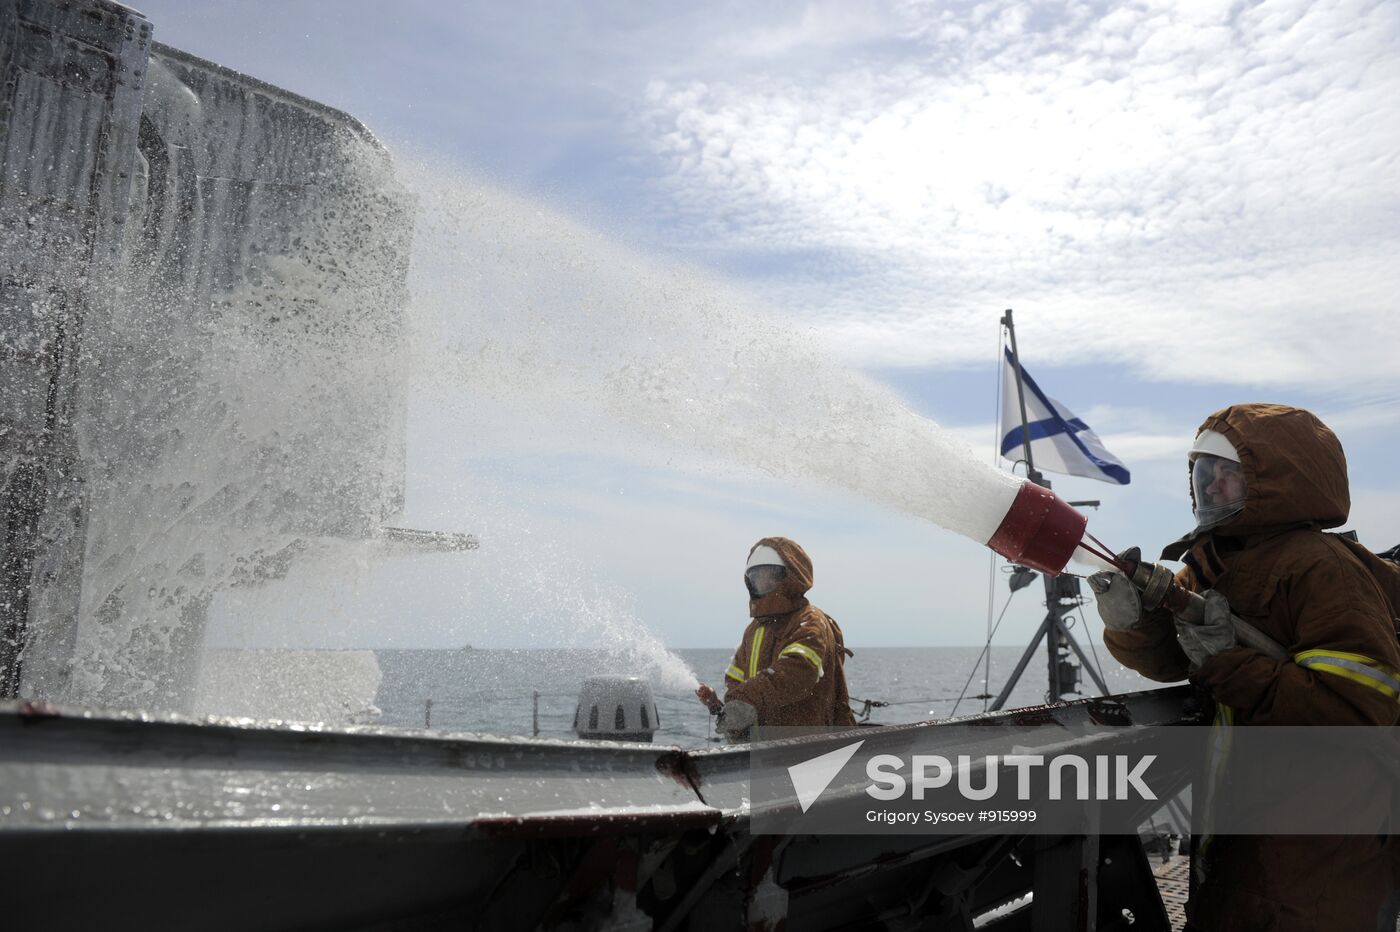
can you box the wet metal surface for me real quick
[2,0,413,710]
[1,701,708,831]
[1,686,1197,833]
[0,686,1197,930]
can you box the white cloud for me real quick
[636,0,1400,391]
[719,1,907,58]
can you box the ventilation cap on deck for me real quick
[573,675,659,743]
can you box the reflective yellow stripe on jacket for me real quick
[1197,701,1235,883]
[1294,649,1400,701]
[748,626,765,680]
[779,642,823,678]
[725,664,747,683]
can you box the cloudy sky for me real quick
[144,1,1400,661]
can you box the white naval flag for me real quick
[999,348,1130,485]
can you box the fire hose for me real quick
[1108,552,1288,661]
[976,479,1288,660]
[692,479,1290,715]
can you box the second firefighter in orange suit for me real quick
[716,537,855,740]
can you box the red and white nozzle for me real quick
[985,480,1088,575]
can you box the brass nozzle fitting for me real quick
[1128,560,1175,611]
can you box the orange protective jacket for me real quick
[723,537,856,731]
[1103,404,1400,932]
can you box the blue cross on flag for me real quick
[999,349,1130,485]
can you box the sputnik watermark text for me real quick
[869,809,1038,826]
[865,753,1156,802]
[749,724,1400,836]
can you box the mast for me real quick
[1000,309,1038,482]
[990,311,1110,708]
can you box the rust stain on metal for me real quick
[17,700,61,723]
[655,749,702,791]
[1010,707,1063,727]
[1086,698,1133,726]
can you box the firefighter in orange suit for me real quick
[1090,404,1400,932]
[714,537,855,740]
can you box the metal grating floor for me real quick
[1151,855,1400,931]
[1152,855,1190,931]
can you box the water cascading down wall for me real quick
[0,0,413,711]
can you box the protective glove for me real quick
[1087,546,1144,632]
[1175,589,1237,670]
[694,682,723,714]
[716,699,757,741]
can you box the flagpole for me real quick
[999,309,1040,482]
[989,309,1112,708]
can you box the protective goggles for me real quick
[744,564,787,598]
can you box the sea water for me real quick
[375,646,1158,747]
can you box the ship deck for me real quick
[1,686,1206,930]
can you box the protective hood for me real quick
[747,536,813,618]
[1185,403,1349,539]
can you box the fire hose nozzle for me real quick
[1125,558,1175,612]
[1120,557,1289,661]
[986,481,1088,575]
